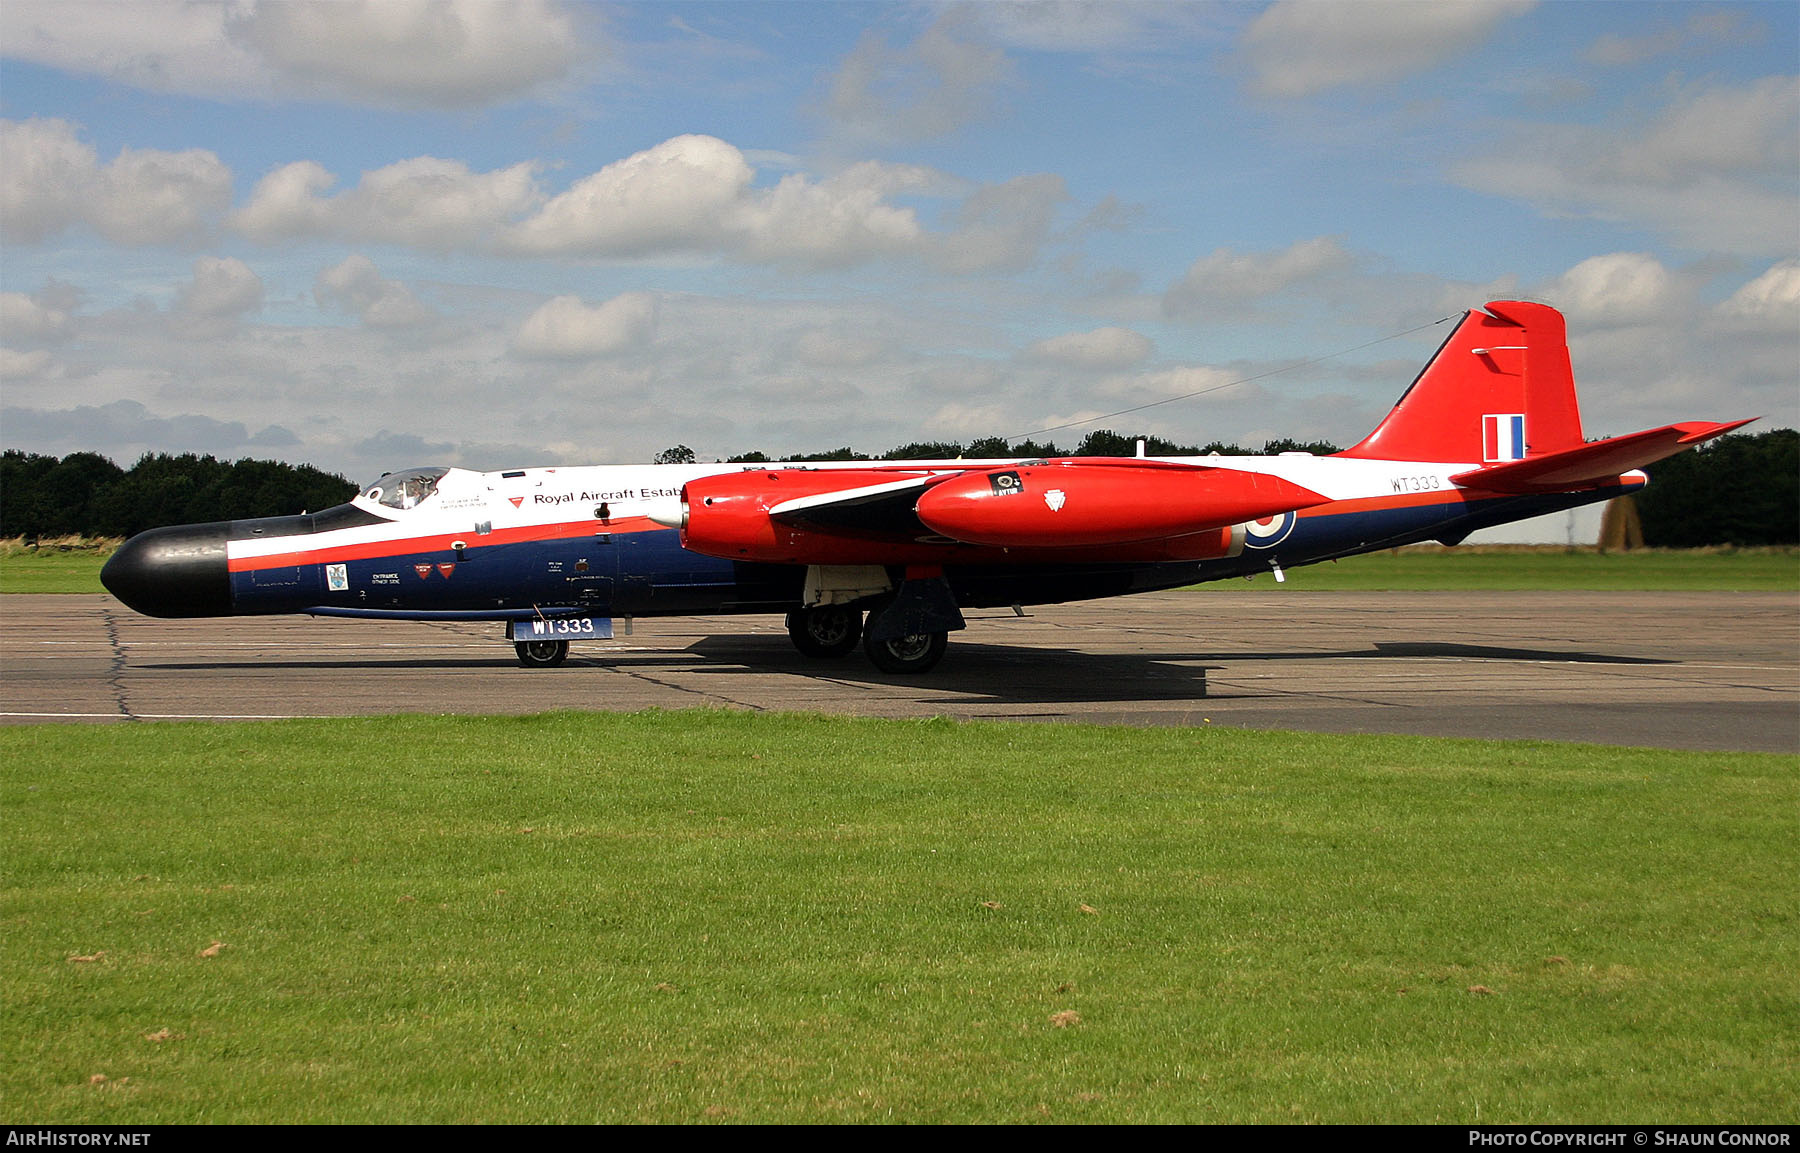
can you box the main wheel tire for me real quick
[787,605,863,659]
[863,629,948,674]
[514,639,570,668]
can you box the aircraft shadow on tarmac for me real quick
[672,635,1675,703]
[140,637,1673,705]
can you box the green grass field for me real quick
[0,539,117,595]
[4,537,1795,595]
[4,712,1795,1124]
[1211,545,1800,591]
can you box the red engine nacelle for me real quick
[913,460,1328,548]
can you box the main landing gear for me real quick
[785,604,862,658]
[514,638,570,668]
[862,629,948,674]
[786,604,949,674]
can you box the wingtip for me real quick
[1675,417,1758,444]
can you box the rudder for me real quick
[1339,300,1585,463]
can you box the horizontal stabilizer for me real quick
[1451,419,1756,493]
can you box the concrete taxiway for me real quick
[2,591,1795,753]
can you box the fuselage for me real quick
[101,454,1641,623]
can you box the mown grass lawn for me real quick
[0,539,117,595]
[4,712,1794,1123]
[1205,545,1799,591]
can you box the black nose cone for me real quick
[101,523,232,617]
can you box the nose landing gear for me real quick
[514,639,570,668]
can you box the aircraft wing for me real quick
[769,474,946,536]
[1451,419,1756,494]
[678,458,1329,563]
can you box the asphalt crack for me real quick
[593,660,769,712]
[100,606,137,721]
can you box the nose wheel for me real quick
[514,639,570,668]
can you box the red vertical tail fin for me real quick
[1339,300,1585,463]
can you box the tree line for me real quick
[1,451,359,540]
[4,429,1792,546]
[656,429,1344,465]
[1636,428,1797,548]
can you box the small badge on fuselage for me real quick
[989,471,1024,496]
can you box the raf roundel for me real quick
[1242,510,1297,549]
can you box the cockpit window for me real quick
[364,467,449,511]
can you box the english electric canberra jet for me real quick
[103,301,1751,674]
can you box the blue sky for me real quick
[3,1,1795,520]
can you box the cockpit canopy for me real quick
[363,466,449,511]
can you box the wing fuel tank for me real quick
[913,462,1329,548]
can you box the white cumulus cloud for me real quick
[236,0,581,107]
[0,347,55,381]
[1027,327,1154,370]
[340,157,540,249]
[230,161,337,240]
[234,156,539,249]
[169,256,264,339]
[513,292,659,359]
[503,135,749,258]
[315,254,432,328]
[823,11,1017,144]
[505,137,962,271]
[90,145,237,246]
[0,119,105,243]
[792,329,890,369]
[1586,8,1761,68]
[1241,0,1536,98]
[1103,364,1240,403]
[0,291,75,344]
[0,0,271,100]
[1453,76,1799,257]
[933,173,1067,275]
[1537,253,1680,325]
[0,0,587,108]
[1164,236,1353,315]
[733,167,925,268]
[1716,259,1800,332]
[1,118,231,245]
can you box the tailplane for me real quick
[1340,299,1754,483]
[1451,418,1755,492]
[1339,300,1585,463]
